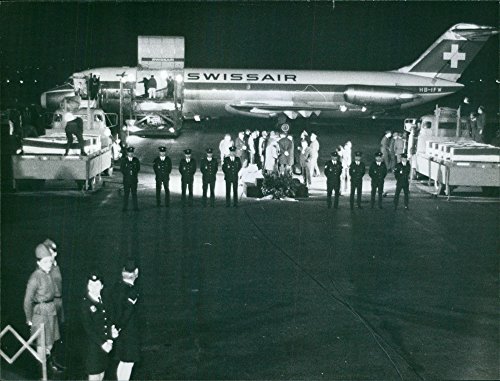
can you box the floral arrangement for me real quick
[261,172,301,199]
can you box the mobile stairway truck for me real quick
[408,106,500,198]
[11,98,117,192]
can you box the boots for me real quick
[51,354,67,371]
[47,355,64,373]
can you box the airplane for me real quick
[40,23,497,125]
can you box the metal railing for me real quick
[0,324,47,381]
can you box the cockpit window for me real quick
[95,114,104,122]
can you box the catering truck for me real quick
[410,106,500,196]
[11,102,117,191]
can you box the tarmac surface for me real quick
[1,119,498,380]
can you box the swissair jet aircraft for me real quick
[41,23,497,121]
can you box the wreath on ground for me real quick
[261,172,301,199]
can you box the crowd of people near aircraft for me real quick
[116,125,414,211]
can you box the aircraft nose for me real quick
[40,91,47,109]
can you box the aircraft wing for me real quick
[225,101,379,119]
[228,101,339,111]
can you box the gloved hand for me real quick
[102,340,113,353]
[127,287,139,305]
[111,325,120,338]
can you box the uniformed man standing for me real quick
[24,244,61,373]
[278,132,293,175]
[120,147,140,211]
[44,238,66,371]
[153,146,172,207]
[369,152,388,209]
[349,151,366,209]
[179,149,197,206]
[81,271,119,381]
[200,148,218,207]
[324,151,343,209]
[222,146,242,207]
[393,153,411,210]
[109,260,141,381]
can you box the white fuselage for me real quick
[43,66,464,119]
[182,68,463,118]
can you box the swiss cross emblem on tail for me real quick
[396,23,497,82]
[443,44,466,68]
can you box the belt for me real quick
[34,299,54,304]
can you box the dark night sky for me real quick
[0,1,498,104]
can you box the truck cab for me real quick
[415,107,468,155]
[409,106,500,197]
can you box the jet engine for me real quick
[40,84,75,111]
[343,86,417,107]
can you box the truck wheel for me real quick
[101,167,113,176]
[410,168,417,180]
[439,183,447,196]
[413,171,425,181]
[87,177,97,191]
[482,187,500,197]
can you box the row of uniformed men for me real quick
[325,150,411,210]
[24,239,141,381]
[121,145,411,210]
[121,146,242,210]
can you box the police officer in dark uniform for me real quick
[324,151,343,209]
[393,153,411,210]
[369,152,388,209]
[179,149,196,206]
[81,271,118,381]
[109,260,141,381]
[200,148,218,207]
[349,151,366,209]
[153,146,172,207]
[120,147,140,211]
[222,146,242,207]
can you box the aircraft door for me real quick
[136,36,184,109]
[73,75,88,99]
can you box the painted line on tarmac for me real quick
[7,190,90,198]
[244,209,424,381]
[99,192,115,206]
[405,214,458,253]
[433,196,500,203]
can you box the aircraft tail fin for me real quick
[396,23,497,82]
